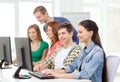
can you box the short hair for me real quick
[33,6,47,15]
[58,22,74,33]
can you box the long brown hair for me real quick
[27,24,43,42]
[46,21,59,47]
[79,20,108,82]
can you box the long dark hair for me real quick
[79,20,108,82]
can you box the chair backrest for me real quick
[106,56,120,82]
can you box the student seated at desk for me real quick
[12,24,49,65]
[34,21,63,65]
[45,21,63,58]
[27,24,49,66]
[34,23,82,71]
[44,20,108,82]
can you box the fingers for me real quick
[33,65,41,71]
[33,63,46,71]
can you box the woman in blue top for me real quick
[44,20,108,82]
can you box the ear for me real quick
[45,12,48,16]
[70,31,73,37]
[89,31,93,37]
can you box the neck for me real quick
[31,39,39,44]
[85,39,92,47]
[46,16,53,23]
[64,40,74,49]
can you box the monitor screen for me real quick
[15,37,33,71]
[0,37,12,69]
[13,37,33,79]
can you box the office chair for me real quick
[106,56,120,82]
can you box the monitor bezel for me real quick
[15,37,33,71]
[0,37,12,69]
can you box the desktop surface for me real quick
[0,65,91,82]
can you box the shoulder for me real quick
[55,45,64,50]
[73,45,82,50]
[89,44,104,59]
[69,45,82,56]
[53,45,64,53]
[54,17,70,23]
[88,42,103,53]
[93,45,103,53]
[41,40,48,44]
[54,41,63,47]
[41,41,49,46]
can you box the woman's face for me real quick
[77,25,92,43]
[58,28,73,45]
[28,28,38,41]
[46,26,54,39]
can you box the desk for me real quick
[0,66,91,82]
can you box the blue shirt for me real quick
[43,17,79,44]
[64,42,104,82]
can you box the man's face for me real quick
[34,11,47,24]
[58,28,73,45]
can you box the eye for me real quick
[78,31,82,33]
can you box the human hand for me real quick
[54,68,65,73]
[33,63,46,71]
[44,70,62,78]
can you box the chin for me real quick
[79,40,83,42]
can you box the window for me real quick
[0,3,15,36]
[0,0,53,59]
[83,0,120,56]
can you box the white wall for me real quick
[60,0,83,13]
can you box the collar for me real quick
[84,41,95,54]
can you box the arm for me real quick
[40,48,49,62]
[33,55,55,71]
[38,41,49,63]
[33,48,48,71]
[45,69,74,79]
[63,51,83,73]
[33,48,49,66]
[72,50,104,79]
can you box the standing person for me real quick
[27,24,49,66]
[33,5,79,44]
[44,20,108,82]
[45,21,63,58]
[34,23,82,71]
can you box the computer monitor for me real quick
[0,37,12,69]
[13,37,33,79]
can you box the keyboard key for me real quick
[29,71,55,79]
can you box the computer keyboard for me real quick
[29,71,55,79]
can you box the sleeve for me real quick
[72,50,104,79]
[63,45,82,66]
[43,54,55,69]
[42,41,49,49]
[44,46,63,69]
[63,56,80,73]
